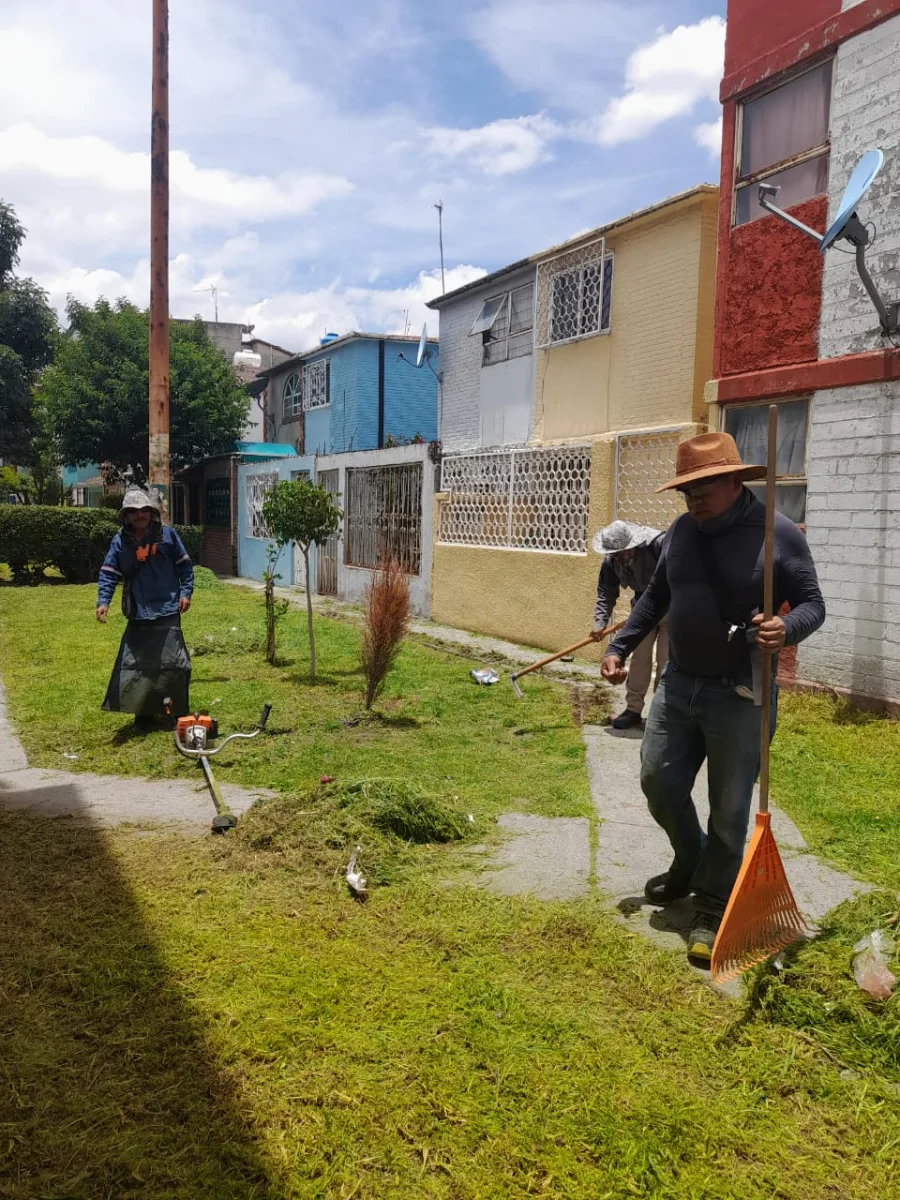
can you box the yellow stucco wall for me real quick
[537,191,718,442]
[430,440,617,657]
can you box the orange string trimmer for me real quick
[710,405,807,983]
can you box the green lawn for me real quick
[1,582,898,1199]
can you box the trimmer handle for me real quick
[257,703,272,731]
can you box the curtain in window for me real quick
[740,60,831,177]
[724,399,808,476]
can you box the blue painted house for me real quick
[263,331,439,454]
[237,331,440,615]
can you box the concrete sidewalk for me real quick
[0,682,272,830]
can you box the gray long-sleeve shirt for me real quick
[607,489,825,681]
[593,533,665,630]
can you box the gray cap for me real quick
[119,486,162,524]
[592,520,660,555]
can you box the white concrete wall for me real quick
[315,443,436,617]
[819,14,900,359]
[436,266,536,452]
[799,13,900,700]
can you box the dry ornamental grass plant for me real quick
[360,555,410,710]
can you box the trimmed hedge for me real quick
[0,506,203,584]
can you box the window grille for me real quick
[345,462,422,573]
[439,445,591,554]
[614,430,684,530]
[283,372,302,418]
[536,236,613,348]
[303,360,329,410]
[204,478,231,528]
[247,472,278,539]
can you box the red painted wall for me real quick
[717,195,826,377]
[724,0,840,77]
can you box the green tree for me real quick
[42,299,250,481]
[262,479,342,680]
[0,200,58,465]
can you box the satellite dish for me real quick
[820,149,884,252]
[415,322,429,368]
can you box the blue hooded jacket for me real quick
[98,525,194,620]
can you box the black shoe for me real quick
[644,870,692,906]
[611,708,642,730]
[687,914,721,964]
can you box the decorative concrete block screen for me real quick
[535,234,613,348]
[344,462,423,574]
[247,472,279,538]
[439,445,591,553]
[615,430,684,530]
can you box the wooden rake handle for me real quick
[511,619,626,683]
[759,404,777,817]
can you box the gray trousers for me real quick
[625,622,668,715]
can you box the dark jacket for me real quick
[594,533,665,630]
[607,489,824,681]
[98,525,194,620]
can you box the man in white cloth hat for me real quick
[591,520,667,730]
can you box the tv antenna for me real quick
[195,282,219,323]
[758,148,899,335]
[435,200,445,294]
[398,322,439,380]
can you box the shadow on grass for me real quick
[828,698,888,728]
[341,711,421,731]
[0,798,281,1199]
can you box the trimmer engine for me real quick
[175,713,219,751]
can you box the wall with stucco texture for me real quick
[430,440,616,655]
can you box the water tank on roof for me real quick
[233,348,262,370]
[320,332,339,346]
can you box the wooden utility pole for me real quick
[149,0,170,505]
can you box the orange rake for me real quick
[711,405,807,984]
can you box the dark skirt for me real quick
[102,614,191,717]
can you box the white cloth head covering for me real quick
[591,520,660,556]
[118,486,162,524]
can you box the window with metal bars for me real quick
[548,256,613,345]
[302,360,329,410]
[247,472,278,539]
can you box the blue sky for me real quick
[0,0,726,350]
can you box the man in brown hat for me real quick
[601,431,825,963]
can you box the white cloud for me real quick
[422,116,559,175]
[0,124,352,230]
[592,17,725,145]
[695,119,723,157]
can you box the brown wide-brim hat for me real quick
[656,432,766,493]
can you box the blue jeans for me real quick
[639,663,776,918]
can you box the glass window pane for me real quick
[601,257,614,330]
[550,271,579,342]
[740,60,832,177]
[735,153,830,225]
[470,295,508,336]
[746,483,807,524]
[509,284,534,334]
[724,399,808,476]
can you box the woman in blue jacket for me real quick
[96,487,194,727]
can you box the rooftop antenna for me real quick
[435,200,445,294]
[398,322,439,379]
[758,148,899,335]
[195,282,218,323]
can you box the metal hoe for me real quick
[508,620,626,698]
[174,705,273,833]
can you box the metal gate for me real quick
[315,469,340,595]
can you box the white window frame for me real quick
[547,254,614,347]
[302,360,329,411]
[733,58,833,228]
[472,283,535,367]
[282,372,302,419]
[247,472,279,539]
[719,397,810,525]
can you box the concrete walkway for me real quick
[0,682,271,830]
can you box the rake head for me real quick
[509,673,524,700]
[710,812,807,983]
